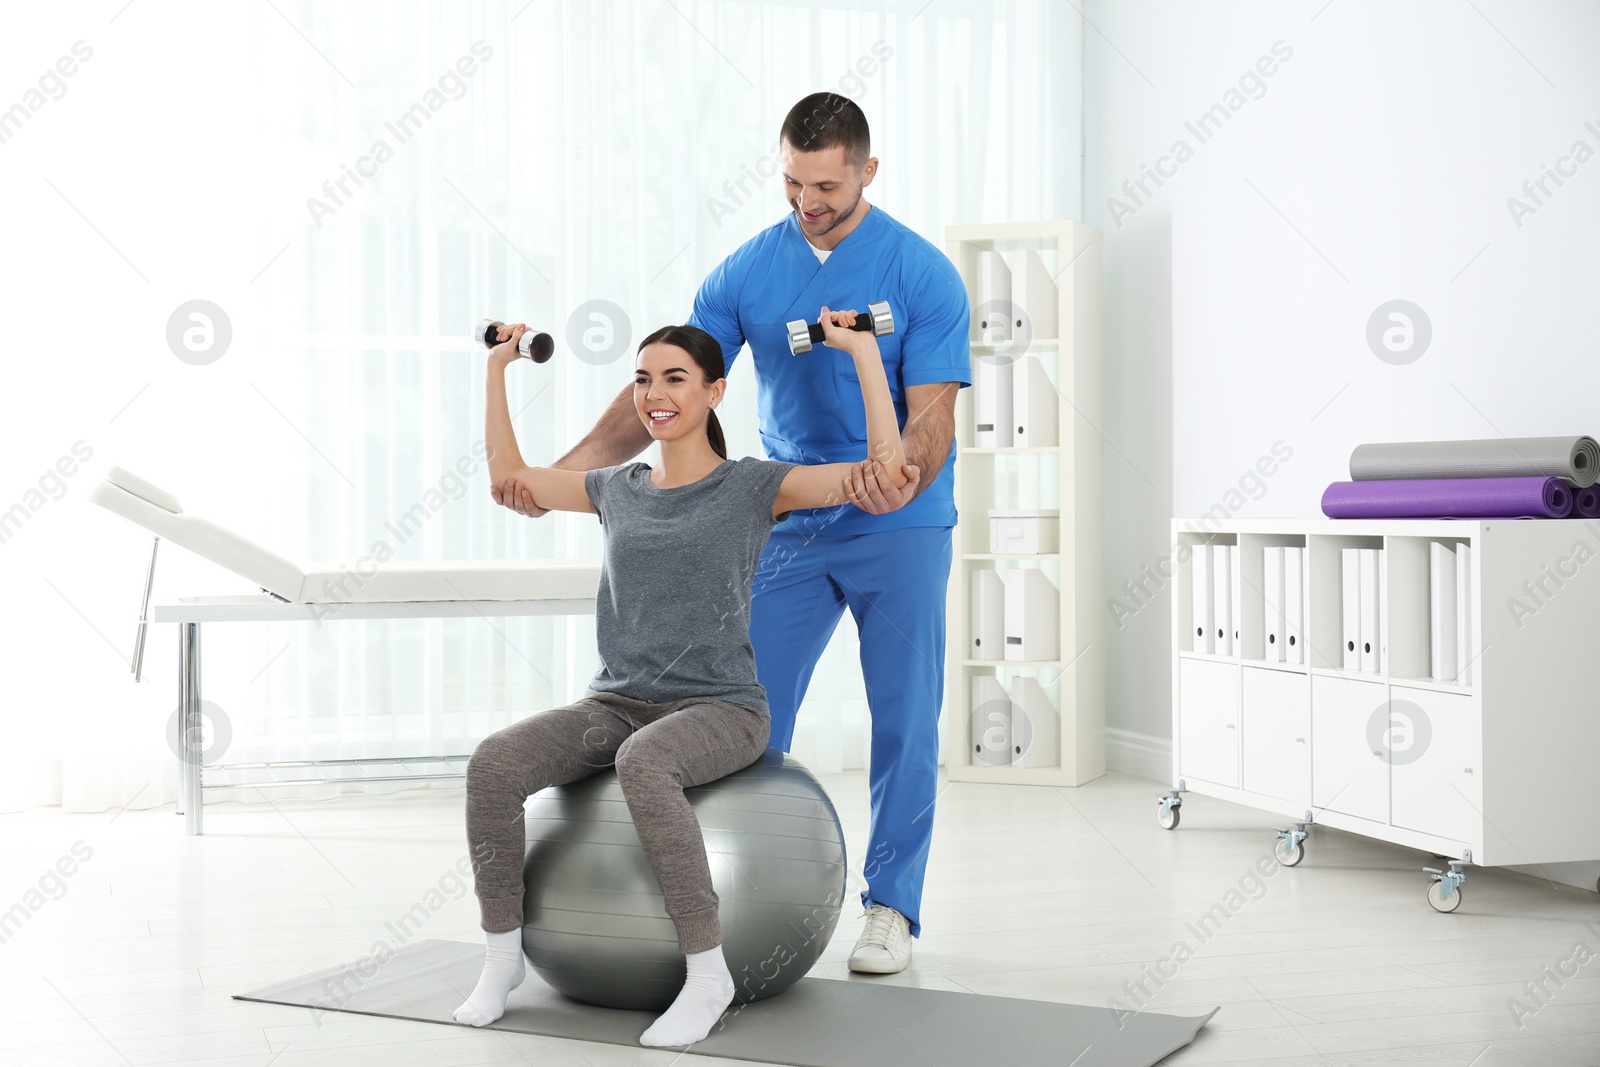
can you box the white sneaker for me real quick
[848,904,912,974]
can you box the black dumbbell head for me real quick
[519,331,555,363]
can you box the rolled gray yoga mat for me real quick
[1349,436,1600,488]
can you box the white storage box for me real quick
[989,509,1061,554]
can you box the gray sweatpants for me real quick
[464,690,770,955]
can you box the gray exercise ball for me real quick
[520,747,847,1011]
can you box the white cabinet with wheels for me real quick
[1165,517,1600,911]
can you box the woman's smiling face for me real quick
[634,341,723,443]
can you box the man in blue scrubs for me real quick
[496,93,969,974]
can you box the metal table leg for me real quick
[179,621,203,836]
[132,537,158,683]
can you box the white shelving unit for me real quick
[942,219,1105,787]
[1167,516,1600,910]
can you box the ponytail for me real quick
[706,408,728,460]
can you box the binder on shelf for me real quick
[1429,542,1458,684]
[1004,567,1060,661]
[1012,356,1060,447]
[1011,248,1059,339]
[1262,546,1285,663]
[1009,675,1060,769]
[975,251,1012,344]
[1456,544,1473,685]
[970,675,1011,767]
[970,569,1004,661]
[1284,546,1304,665]
[972,354,1015,448]
[1359,547,1382,673]
[1340,548,1361,670]
[1213,542,1233,657]
[1229,544,1241,650]
[1191,544,1214,654]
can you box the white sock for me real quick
[639,945,737,1048]
[452,928,526,1027]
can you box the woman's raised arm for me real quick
[773,307,910,516]
[485,324,596,515]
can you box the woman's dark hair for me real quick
[637,324,728,460]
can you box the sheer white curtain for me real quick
[1,0,1081,813]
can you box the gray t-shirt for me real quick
[583,456,798,715]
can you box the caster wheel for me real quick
[1158,804,1180,830]
[1274,836,1305,867]
[1427,880,1463,913]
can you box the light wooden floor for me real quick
[3,770,1598,1066]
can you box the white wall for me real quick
[1087,0,1600,892]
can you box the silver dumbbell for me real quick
[475,319,554,363]
[785,300,895,356]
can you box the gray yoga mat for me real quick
[236,938,1217,1067]
[1349,435,1600,488]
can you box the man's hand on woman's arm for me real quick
[844,458,921,514]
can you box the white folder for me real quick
[1359,547,1382,673]
[1191,544,1214,654]
[1012,356,1059,447]
[1004,568,1060,661]
[1230,544,1241,651]
[971,569,1004,661]
[1012,248,1059,339]
[1340,548,1361,670]
[973,354,1014,448]
[1263,546,1285,663]
[970,675,1011,767]
[975,251,1012,344]
[1213,543,1233,657]
[1009,675,1060,769]
[1456,543,1473,685]
[1284,546,1304,665]
[1429,542,1458,683]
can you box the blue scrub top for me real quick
[688,205,971,538]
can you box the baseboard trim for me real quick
[1105,727,1171,784]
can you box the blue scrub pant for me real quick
[748,524,951,938]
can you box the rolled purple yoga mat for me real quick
[1321,476,1574,519]
[1574,482,1600,518]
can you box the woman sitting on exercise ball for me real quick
[457,310,910,1047]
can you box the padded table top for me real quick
[90,469,601,605]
